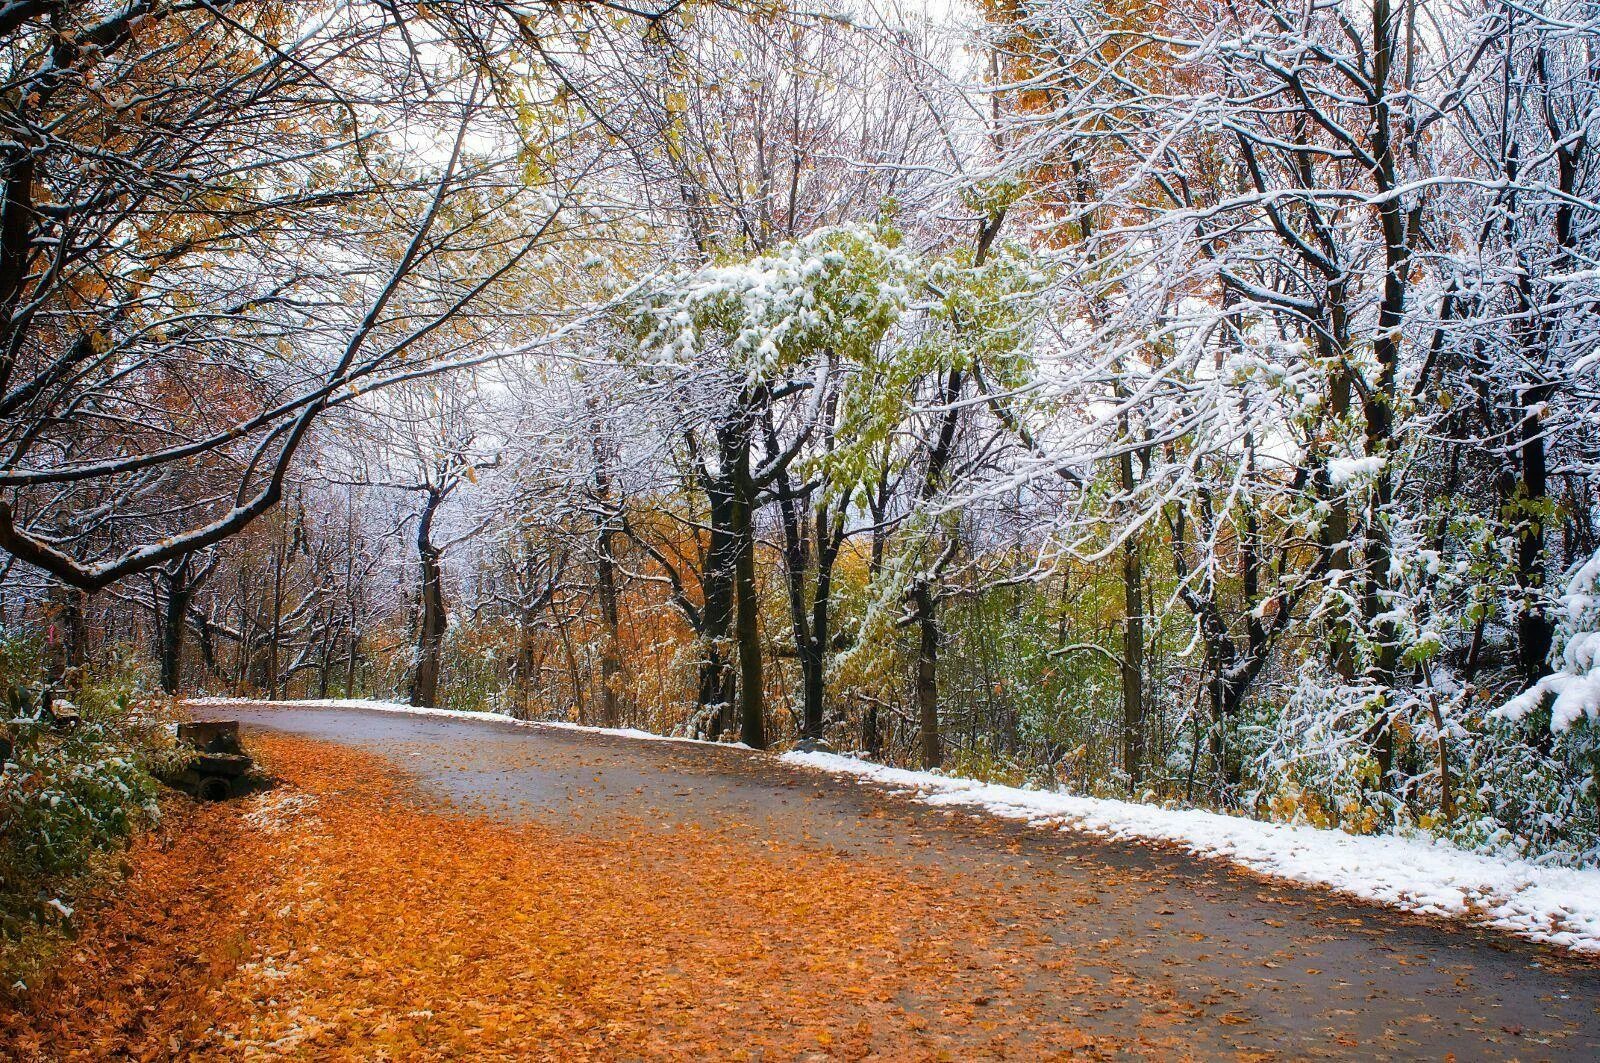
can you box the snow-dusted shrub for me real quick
[1242,666,1394,834]
[1,641,182,941]
[1454,715,1600,866]
[1498,548,1600,737]
[940,586,1123,793]
[1486,548,1600,863]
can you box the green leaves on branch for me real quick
[626,225,914,380]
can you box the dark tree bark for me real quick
[588,408,626,728]
[911,579,941,769]
[267,518,288,699]
[1119,508,1145,789]
[1505,39,1590,692]
[731,440,766,749]
[909,365,966,770]
[1357,0,1418,792]
[593,495,624,729]
[158,555,196,695]
[188,604,219,682]
[48,581,87,689]
[768,408,847,744]
[902,214,1005,769]
[697,481,738,737]
[410,490,448,709]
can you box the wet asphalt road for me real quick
[197,703,1600,1061]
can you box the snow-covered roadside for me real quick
[185,697,749,750]
[782,750,1600,956]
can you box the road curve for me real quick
[197,702,1600,1061]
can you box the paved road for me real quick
[199,703,1600,1060]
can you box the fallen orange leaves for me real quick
[1,735,1195,1061]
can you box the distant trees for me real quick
[342,384,497,710]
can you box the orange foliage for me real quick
[981,0,1227,246]
[0,734,1203,1060]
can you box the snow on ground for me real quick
[190,698,1600,955]
[187,697,748,749]
[782,751,1600,956]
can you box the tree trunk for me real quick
[1513,386,1556,689]
[344,496,360,698]
[731,446,766,749]
[190,606,219,682]
[316,625,334,699]
[594,520,623,728]
[410,491,447,709]
[1117,417,1145,792]
[344,623,360,699]
[267,521,287,700]
[1120,526,1145,792]
[908,366,966,770]
[912,579,941,770]
[697,484,738,737]
[49,582,87,689]
[1320,288,1357,684]
[159,556,194,695]
[799,553,834,742]
[770,421,843,744]
[516,607,539,712]
[1361,1,1409,791]
[592,433,625,728]
[774,471,817,739]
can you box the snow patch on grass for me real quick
[782,750,1600,955]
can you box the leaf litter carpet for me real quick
[1,733,1214,1060]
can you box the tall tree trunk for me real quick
[1117,410,1146,791]
[594,520,623,729]
[1514,383,1556,692]
[344,494,360,697]
[49,582,87,689]
[159,556,194,695]
[1506,40,1588,692]
[912,580,941,769]
[190,606,218,682]
[769,414,843,744]
[516,606,539,713]
[267,521,287,699]
[909,365,966,770]
[592,430,624,728]
[697,484,738,737]
[410,491,447,709]
[344,622,360,698]
[862,482,891,757]
[1119,521,1145,792]
[731,445,766,749]
[774,471,817,739]
[553,602,587,722]
[1320,284,1357,684]
[1361,0,1410,791]
[316,624,334,699]
[800,535,839,743]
